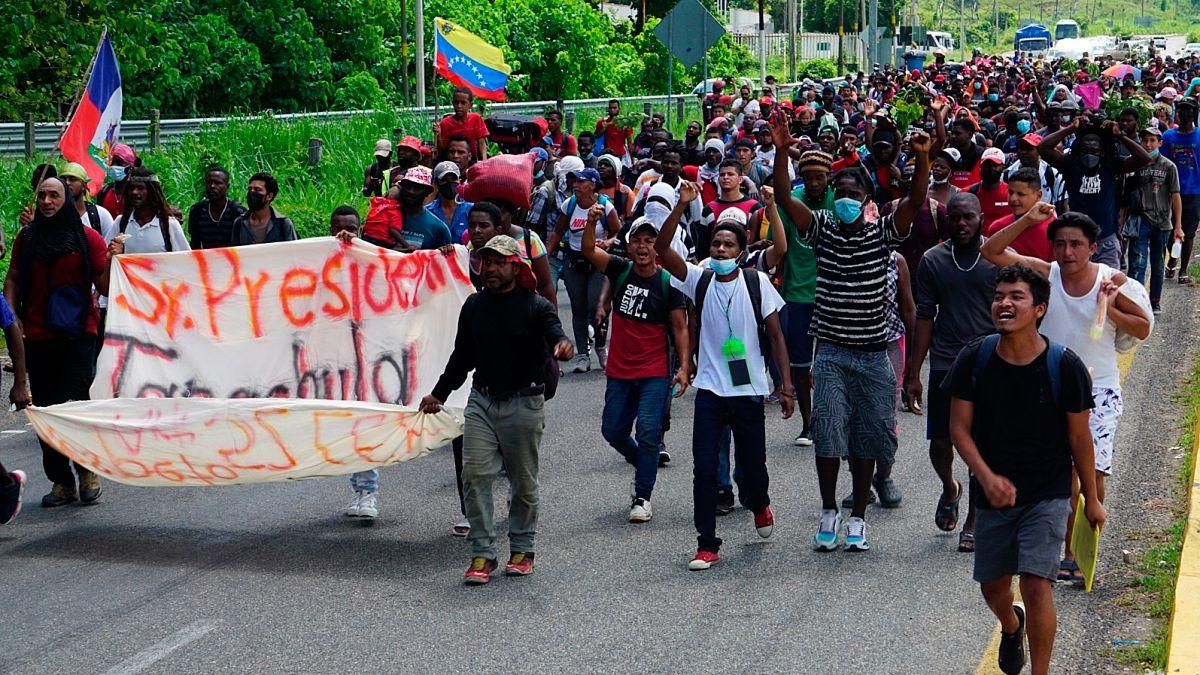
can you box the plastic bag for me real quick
[1112,272,1153,354]
[463,153,536,210]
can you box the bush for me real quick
[798,58,838,81]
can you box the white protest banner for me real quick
[26,398,461,486]
[28,238,475,486]
[92,237,472,405]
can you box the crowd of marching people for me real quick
[3,45,1200,675]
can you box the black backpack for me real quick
[119,215,173,252]
[694,267,770,359]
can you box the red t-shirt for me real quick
[541,131,577,159]
[970,181,1010,230]
[603,258,685,380]
[985,212,1055,262]
[439,113,489,159]
[595,118,632,157]
[11,226,107,341]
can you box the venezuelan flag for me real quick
[433,18,511,102]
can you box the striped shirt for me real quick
[802,210,908,350]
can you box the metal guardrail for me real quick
[0,80,844,158]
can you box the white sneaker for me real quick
[629,498,652,523]
[345,490,363,517]
[596,346,608,371]
[844,516,870,552]
[812,509,841,551]
[572,354,591,373]
[452,517,470,537]
[357,491,379,519]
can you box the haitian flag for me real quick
[433,18,511,102]
[61,31,123,195]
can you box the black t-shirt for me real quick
[187,198,247,249]
[1062,150,1120,238]
[942,337,1094,509]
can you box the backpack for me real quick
[971,333,1065,407]
[694,267,770,359]
[84,203,101,235]
[119,215,174,252]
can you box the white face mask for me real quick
[932,175,950,185]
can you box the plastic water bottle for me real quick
[1171,240,1183,259]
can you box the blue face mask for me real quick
[1016,119,1032,134]
[987,93,999,102]
[708,257,739,275]
[1149,149,1160,159]
[833,197,864,224]
[107,165,127,182]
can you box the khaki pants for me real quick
[462,391,545,560]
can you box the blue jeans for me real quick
[350,469,378,493]
[1129,219,1170,302]
[717,427,734,489]
[693,389,771,552]
[562,259,604,358]
[601,376,671,500]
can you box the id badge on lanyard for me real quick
[722,336,751,386]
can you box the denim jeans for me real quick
[692,389,771,552]
[1129,219,1170,302]
[462,390,544,560]
[561,259,605,358]
[601,376,671,500]
[547,249,564,294]
[716,427,734,489]
[349,469,378,493]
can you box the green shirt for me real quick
[774,186,830,303]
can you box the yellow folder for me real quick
[1071,496,1101,592]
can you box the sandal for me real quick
[935,480,961,532]
[958,531,975,553]
[1057,558,1083,583]
[1181,275,1193,285]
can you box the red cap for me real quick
[910,69,921,78]
[1076,71,1089,81]
[934,74,946,83]
[760,96,774,105]
[397,135,423,153]
[681,165,699,181]
[1019,133,1043,147]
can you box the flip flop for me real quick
[935,480,961,532]
[958,531,975,553]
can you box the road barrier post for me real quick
[307,138,323,170]
[677,97,685,124]
[150,109,161,149]
[24,113,34,159]
[565,111,575,134]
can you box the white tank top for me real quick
[1041,262,1119,390]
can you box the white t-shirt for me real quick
[671,262,784,397]
[1041,262,1119,390]
[559,198,615,251]
[105,215,191,254]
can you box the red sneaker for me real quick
[688,549,720,571]
[754,506,775,539]
[463,557,496,585]
[505,552,535,576]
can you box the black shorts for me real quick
[926,369,952,441]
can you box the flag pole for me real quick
[31,26,107,203]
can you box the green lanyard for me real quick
[712,274,747,360]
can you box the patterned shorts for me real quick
[1090,387,1123,476]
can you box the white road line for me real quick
[1,429,26,434]
[99,620,216,675]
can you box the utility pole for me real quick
[415,0,426,108]
[758,0,767,87]
[788,0,797,82]
[959,0,966,62]
[838,0,846,74]
[401,0,409,106]
[868,0,878,70]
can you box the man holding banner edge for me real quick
[420,235,574,585]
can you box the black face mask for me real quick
[396,155,417,171]
[246,192,267,211]
[1080,154,1101,170]
[438,182,459,200]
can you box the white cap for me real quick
[555,155,585,177]
[981,147,1006,165]
[704,138,726,153]
[715,208,748,227]
[373,139,392,157]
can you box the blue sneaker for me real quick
[812,509,841,551]
[844,516,870,552]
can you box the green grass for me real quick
[1112,287,1199,669]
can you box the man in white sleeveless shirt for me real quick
[981,206,1151,581]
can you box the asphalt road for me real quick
[1,281,1194,675]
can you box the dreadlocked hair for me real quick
[118,166,174,229]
